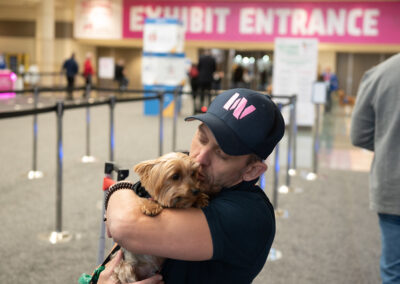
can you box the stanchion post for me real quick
[33,87,39,171]
[158,91,164,156]
[82,84,95,163]
[172,88,179,152]
[272,103,282,209]
[279,95,304,193]
[292,94,298,172]
[279,95,304,194]
[272,103,288,218]
[86,85,90,156]
[259,171,266,190]
[56,101,64,233]
[312,104,321,174]
[28,86,43,179]
[285,97,294,187]
[272,130,280,209]
[98,174,110,265]
[305,103,321,181]
[109,95,116,162]
[268,104,285,262]
[38,101,72,244]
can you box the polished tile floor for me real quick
[318,103,373,172]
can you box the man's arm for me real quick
[106,189,213,261]
[350,69,377,151]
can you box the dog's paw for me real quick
[142,205,163,216]
[141,201,163,216]
[195,193,209,208]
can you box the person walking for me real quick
[62,53,79,100]
[351,53,400,284]
[83,52,94,88]
[114,59,129,90]
[189,63,199,111]
[196,49,216,113]
[322,67,338,113]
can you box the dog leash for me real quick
[78,243,121,284]
[80,180,153,284]
[104,181,153,214]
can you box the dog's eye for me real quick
[191,171,196,177]
[172,173,180,180]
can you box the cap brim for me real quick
[185,113,252,156]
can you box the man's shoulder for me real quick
[211,183,273,214]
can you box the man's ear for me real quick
[242,161,267,181]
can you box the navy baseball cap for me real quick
[185,88,285,160]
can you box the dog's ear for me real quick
[133,160,157,177]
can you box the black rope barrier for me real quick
[0,85,298,244]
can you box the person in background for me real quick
[211,71,224,91]
[62,53,79,100]
[83,52,94,89]
[232,64,244,88]
[242,68,252,89]
[258,69,268,91]
[351,53,400,284]
[322,67,338,113]
[189,63,199,113]
[114,59,129,90]
[197,49,216,112]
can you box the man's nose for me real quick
[196,147,211,166]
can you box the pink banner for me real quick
[123,1,400,44]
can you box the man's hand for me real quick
[97,250,164,284]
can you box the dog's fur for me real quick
[111,152,209,283]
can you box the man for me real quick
[322,67,338,113]
[114,59,129,90]
[351,54,400,284]
[101,88,285,284]
[62,53,79,100]
[196,49,216,112]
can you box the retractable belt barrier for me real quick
[0,85,167,243]
[0,86,299,245]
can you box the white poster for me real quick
[143,18,184,53]
[272,38,319,126]
[312,82,327,104]
[98,57,115,79]
[74,0,122,39]
[142,53,186,86]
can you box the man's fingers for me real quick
[97,250,122,283]
[108,249,123,269]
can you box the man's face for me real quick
[189,123,250,194]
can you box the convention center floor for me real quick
[0,91,379,284]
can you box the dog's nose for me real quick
[191,189,200,195]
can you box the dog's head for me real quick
[133,152,206,208]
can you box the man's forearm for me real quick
[106,190,144,249]
[350,117,375,151]
[106,189,213,260]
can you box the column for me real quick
[36,0,55,85]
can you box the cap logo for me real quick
[223,92,256,119]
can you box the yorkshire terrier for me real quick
[111,152,209,283]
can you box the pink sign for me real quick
[0,70,16,99]
[123,1,400,44]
